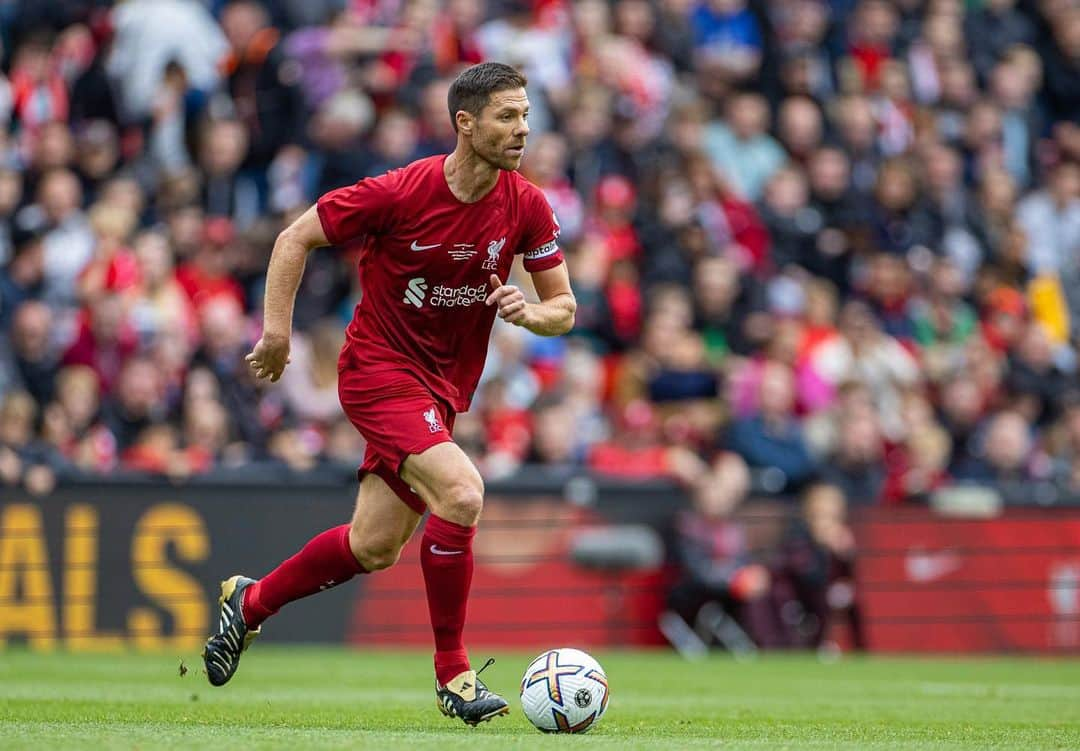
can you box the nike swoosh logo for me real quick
[430,545,464,556]
[411,241,441,251]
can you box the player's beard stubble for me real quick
[471,123,526,172]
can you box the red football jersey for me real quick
[317,155,564,412]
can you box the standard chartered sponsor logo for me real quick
[403,277,428,307]
[430,283,487,307]
[403,277,486,308]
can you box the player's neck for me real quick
[443,148,500,204]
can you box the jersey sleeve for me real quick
[517,186,565,273]
[316,171,401,246]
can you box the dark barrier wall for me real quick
[4,478,1080,653]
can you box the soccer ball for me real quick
[519,648,609,733]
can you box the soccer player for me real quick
[201,62,575,726]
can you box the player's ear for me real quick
[456,110,474,136]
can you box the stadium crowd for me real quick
[0,0,1077,519]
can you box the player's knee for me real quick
[349,530,403,571]
[357,542,402,571]
[440,474,484,526]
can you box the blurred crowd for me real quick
[0,0,1077,511]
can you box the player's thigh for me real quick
[400,441,485,525]
[349,472,423,569]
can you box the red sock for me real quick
[242,524,366,628]
[421,514,476,685]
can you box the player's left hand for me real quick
[486,274,529,326]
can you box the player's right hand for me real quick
[245,334,291,383]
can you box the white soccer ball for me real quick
[519,648,609,733]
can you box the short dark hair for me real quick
[447,62,528,132]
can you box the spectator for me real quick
[758,165,819,270]
[883,401,952,504]
[990,55,1041,188]
[9,34,69,135]
[220,0,306,175]
[175,217,246,314]
[690,0,763,82]
[1049,396,1080,491]
[192,296,263,451]
[971,168,1019,263]
[310,90,376,197]
[106,0,228,122]
[729,361,817,489]
[703,92,785,201]
[0,230,45,326]
[474,0,567,134]
[778,97,825,164]
[33,168,95,309]
[522,132,585,245]
[182,397,233,472]
[666,452,777,648]
[526,394,579,469]
[61,294,138,395]
[869,158,937,256]
[589,399,706,479]
[833,95,883,195]
[40,365,104,470]
[805,147,864,292]
[358,108,424,178]
[911,261,978,381]
[954,409,1035,483]
[127,229,197,347]
[76,121,122,205]
[198,118,255,226]
[77,203,139,301]
[692,255,768,360]
[832,300,921,436]
[278,318,345,425]
[1041,6,1080,123]
[964,0,1037,84]
[771,483,863,648]
[934,58,979,144]
[0,389,57,495]
[682,155,770,272]
[1017,161,1080,330]
[558,343,610,452]
[863,252,916,340]
[101,357,167,455]
[1,300,60,407]
[919,142,982,279]
[1005,321,1069,425]
[821,411,887,505]
[843,0,899,92]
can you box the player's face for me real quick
[470,88,530,171]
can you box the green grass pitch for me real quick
[2,647,1079,749]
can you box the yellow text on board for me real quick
[0,502,209,650]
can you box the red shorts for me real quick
[338,366,456,515]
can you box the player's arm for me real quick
[246,205,330,382]
[485,262,576,336]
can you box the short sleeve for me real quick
[316,171,401,246]
[517,186,565,273]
